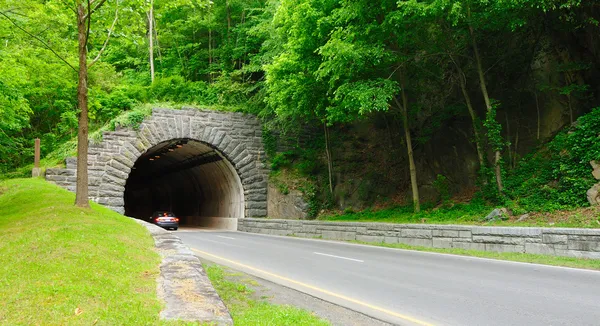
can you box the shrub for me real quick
[433,174,451,202]
[504,107,600,212]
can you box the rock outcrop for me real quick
[588,160,600,206]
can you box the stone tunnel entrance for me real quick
[124,138,244,228]
[45,108,269,229]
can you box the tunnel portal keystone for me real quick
[46,108,268,218]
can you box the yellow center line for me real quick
[192,248,435,326]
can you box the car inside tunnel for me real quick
[124,139,244,228]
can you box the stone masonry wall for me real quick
[238,218,600,259]
[46,107,268,217]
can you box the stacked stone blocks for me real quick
[46,108,268,217]
[239,219,600,259]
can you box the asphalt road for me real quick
[178,230,600,326]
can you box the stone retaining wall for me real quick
[238,218,600,259]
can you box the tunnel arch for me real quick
[53,108,269,228]
[124,138,246,226]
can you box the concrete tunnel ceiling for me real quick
[124,139,244,226]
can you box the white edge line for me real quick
[230,230,600,274]
[314,252,364,262]
[191,248,434,326]
[216,235,236,240]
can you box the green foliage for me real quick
[108,104,154,130]
[270,151,295,171]
[504,107,600,211]
[278,183,290,195]
[298,181,321,218]
[148,76,219,104]
[322,201,491,224]
[476,166,502,203]
[0,0,275,174]
[433,174,451,202]
[483,102,507,152]
[262,127,278,158]
[2,0,600,224]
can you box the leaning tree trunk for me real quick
[394,79,420,213]
[75,3,89,208]
[208,5,212,83]
[534,91,540,140]
[324,121,334,194]
[148,0,155,83]
[505,112,512,168]
[469,21,503,193]
[458,71,485,169]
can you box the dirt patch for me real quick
[175,279,205,304]
[141,270,157,279]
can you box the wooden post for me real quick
[34,138,40,168]
[32,138,41,177]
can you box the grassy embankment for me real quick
[0,178,328,325]
[205,264,329,326]
[0,178,176,325]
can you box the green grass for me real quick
[0,178,188,325]
[204,264,330,326]
[349,241,600,271]
[321,202,492,225]
[320,202,600,228]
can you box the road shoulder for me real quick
[200,258,392,326]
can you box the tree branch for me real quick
[58,0,77,14]
[0,11,77,72]
[85,0,91,47]
[88,7,118,68]
[387,64,403,80]
[84,0,107,20]
[2,7,29,18]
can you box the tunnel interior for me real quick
[124,138,244,227]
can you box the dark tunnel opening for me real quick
[124,139,244,229]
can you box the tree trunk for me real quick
[148,0,155,83]
[494,150,503,189]
[75,3,89,208]
[394,80,420,213]
[208,4,212,83]
[458,71,485,169]
[226,0,231,43]
[534,91,540,140]
[505,112,512,168]
[324,121,334,194]
[567,94,573,124]
[468,19,503,193]
[240,10,246,74]
[154,16,162,62]
[514,126,519,169]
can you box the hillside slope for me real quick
[0,178,169,325]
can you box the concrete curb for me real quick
[134,219,233,325]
